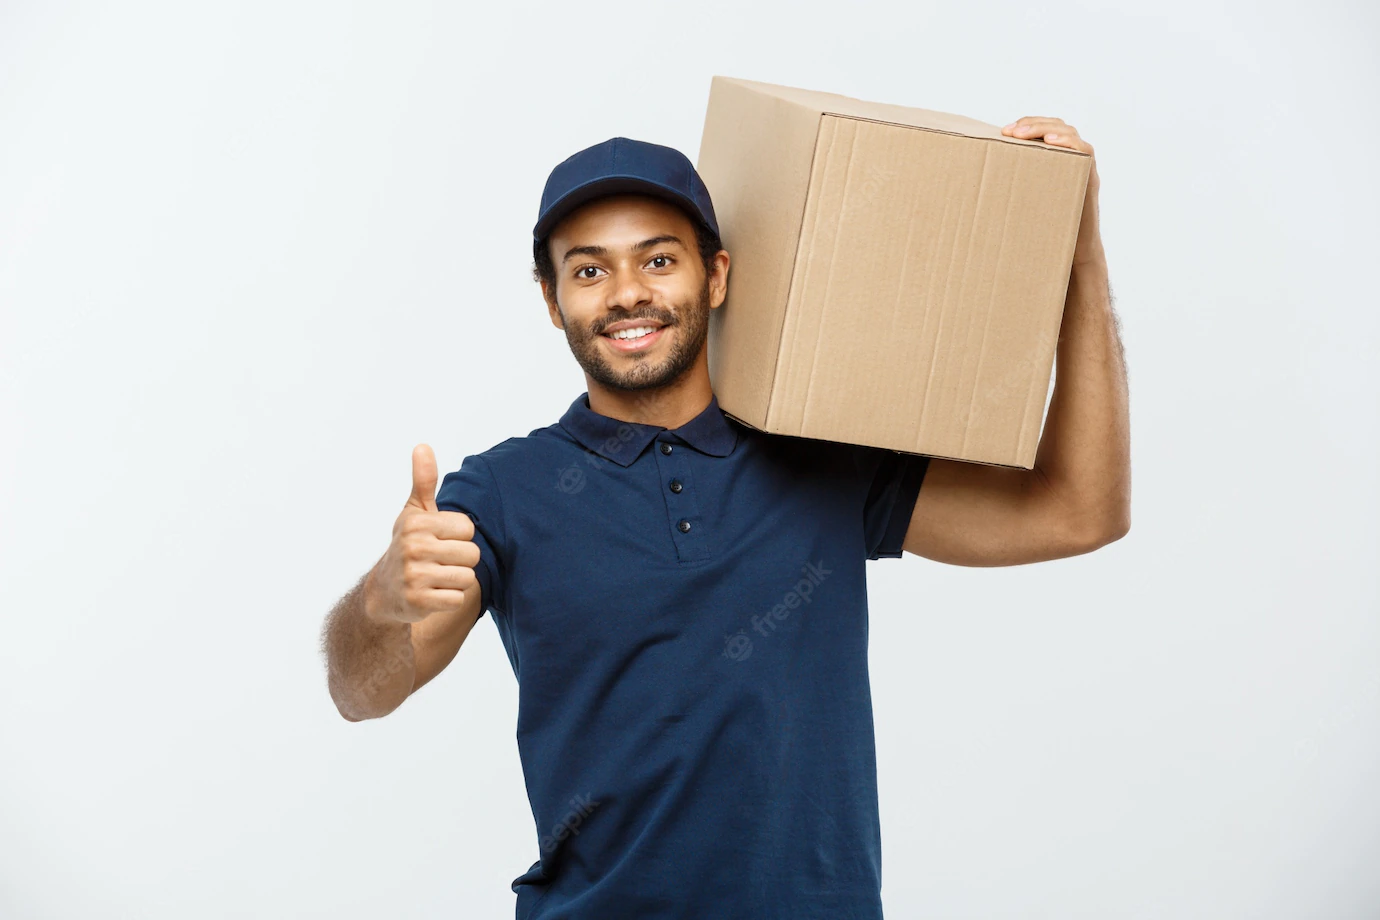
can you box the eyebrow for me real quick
[561,235,687,265]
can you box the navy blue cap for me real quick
[533,136,720,242]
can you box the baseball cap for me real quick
[533,136,720,243]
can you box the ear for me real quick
[707,250,731,310]
[541,279,564,329]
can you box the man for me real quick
[322,122,1129,919]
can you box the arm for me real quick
[321,559,484,721]
[902,116,1130,567]
[321,445,485,721]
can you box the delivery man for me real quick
[322,120,1129,919]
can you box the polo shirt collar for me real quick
[560,391,740,467]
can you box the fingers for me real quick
[402,556,478,617]
[403,586,470,618]
[402,509,475,542]
[398,534,481,618]
[1001,117,1090,153]
[403,529,481,568]
[1005,122,1072,141]
[1003,116,1068,134]
[409,443,439,513]
[407,559,479,593]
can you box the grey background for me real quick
[1,0,1376,917]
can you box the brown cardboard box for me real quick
[696,76,1092,469]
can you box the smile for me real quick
[601,324,667,353]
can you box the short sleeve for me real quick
[435,453,508,619]
[857,447,931,560]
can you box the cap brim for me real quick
[533,175,708,241]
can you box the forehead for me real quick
[548,194,697,249]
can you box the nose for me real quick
[605,263,654,313]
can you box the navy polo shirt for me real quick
[435,391,929,920]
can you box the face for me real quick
[542,194,728,392]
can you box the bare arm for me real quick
[320,445,485,721]
[321,560,484,721]
[903,116,1130,566]
[322,565,415,722]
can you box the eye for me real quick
[647,254,673,269]
[575,265,604,280]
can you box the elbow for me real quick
[335,698,367,722]
[1067,503,1131,555]
[1106,492,1133,543]
[332,695,394,723]
[329,688,368,722]
[327,676,400,723]
[1093,512,1131,549]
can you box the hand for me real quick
[1001,116,1104,268]
[365,444,481,625]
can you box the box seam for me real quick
[769,110,827,430]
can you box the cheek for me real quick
[554,289,602,331]
[656,276,701,305]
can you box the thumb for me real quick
[408,443,439,513]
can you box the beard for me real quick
[561,276,712,392]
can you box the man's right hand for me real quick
[365,444,481,625]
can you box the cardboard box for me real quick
[696,76,1092,469]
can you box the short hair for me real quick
[532,211,723,294]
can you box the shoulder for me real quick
[459,420,583,482]
[436,423,577,521]
[734,422,884,477]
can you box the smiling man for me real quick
[322,129,1130,919]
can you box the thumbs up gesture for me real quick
[365,445,481,625]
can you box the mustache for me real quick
[593,309,677,335]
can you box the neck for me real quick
[585,361,714,430]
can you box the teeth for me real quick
[609,326,658,340]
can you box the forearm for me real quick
[1033,253,1131,537]
[322,564,417,721]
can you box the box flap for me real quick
[711,76,1074,150]
[768,115,1088,467]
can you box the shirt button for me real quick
[669,478,683,493]
[677,519,691,533]
[659,442,673,455]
